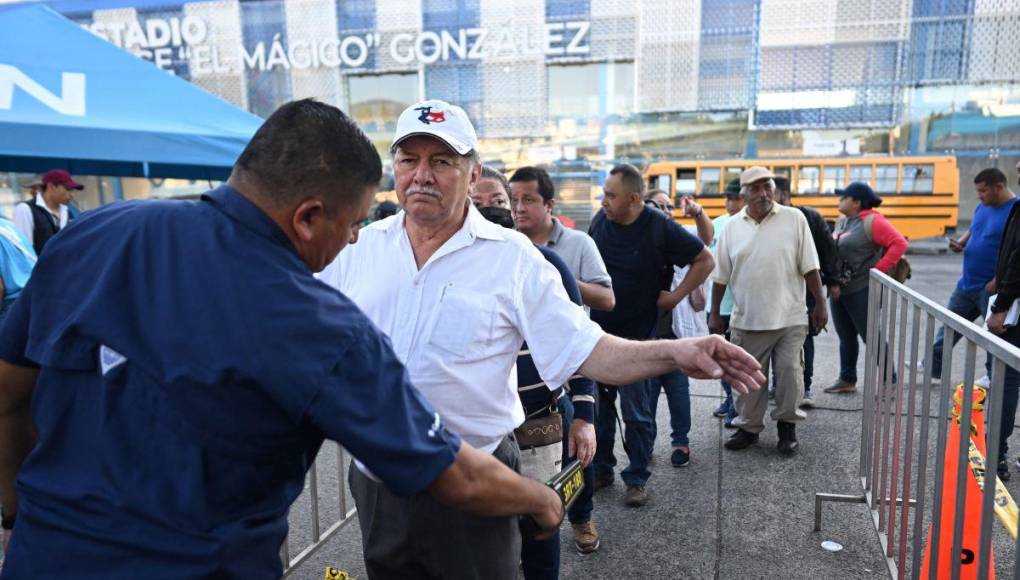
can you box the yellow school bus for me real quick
[645,156,960,239]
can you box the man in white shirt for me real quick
[710,167,827,456]
[13,169,80,255]
[319,99,764,580]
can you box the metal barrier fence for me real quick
[281,444,356,577]
[815,269,1020,579]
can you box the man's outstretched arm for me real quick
[578,334,765,395]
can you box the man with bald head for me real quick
[320,101,763,578]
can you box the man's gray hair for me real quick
[740,178,776,198]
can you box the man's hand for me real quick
[657,290,682,311]
[987,278,998,293]
[667,335,765,395]
[530,486,565,540]
[708,312,725,335]
[810,302,828,335]
[949,237,965,253]
[567,419,596,468]
[828,285,841,302]
[989,311,1007,335]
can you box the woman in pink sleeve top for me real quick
[824,182,908,394]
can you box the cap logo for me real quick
[415,106,446,125]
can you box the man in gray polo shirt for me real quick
[510,166,615,313]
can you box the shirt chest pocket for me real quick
[428,286,499,360]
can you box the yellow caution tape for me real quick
[324,567,353,580]
[966,437,1019,540]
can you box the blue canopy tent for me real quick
[0,3,262,180]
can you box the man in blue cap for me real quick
[0,99,568,578]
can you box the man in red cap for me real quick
[13,169,82,255]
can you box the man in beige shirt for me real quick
[709,167,827,455]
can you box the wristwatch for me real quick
[1,506,15,530]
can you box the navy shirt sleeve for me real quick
[662,216,705,268]
[304,326,460,497]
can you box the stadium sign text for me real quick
[83,16,591,74]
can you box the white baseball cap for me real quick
[391,99,478,156]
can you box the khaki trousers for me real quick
[730,325,809,434]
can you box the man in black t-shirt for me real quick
[588,164,713,507]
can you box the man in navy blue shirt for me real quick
[0,100,567,578]
[588,164,714,507]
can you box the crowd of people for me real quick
[0,97,1017,579]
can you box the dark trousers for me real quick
[832,287,871,383]
[350,436,521,580]
[594,380,656,487]
[997,326,1020,456]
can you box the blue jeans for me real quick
[996,327,1020,457]
[931,286,992,377]
[831,287,871,383]
[649,371,691,448]
[559,397,594,525]
[594,380,656,487]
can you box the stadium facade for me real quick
[5,0,1020,223]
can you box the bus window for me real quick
[849,165,873,186]
[876,165,899,193]
[822,166,845,194]
[651,174,672,195]
[676,169,696,196]
[798,166,820,194]
[902,164,934,193]
[700,168,721,195]
[724,167,742,191]
[772,166,793,182]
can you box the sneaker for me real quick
[799,394,815,409]
[712,402,730,417]
[724,428,759,450]
[777,421,799,455]
[593,474,613,491]
[671,447,691,468]
[571,522,601,554]
[998,459,1011,482]
[624,485,649,507]
[823,380,857,394]
[723,418,737,429]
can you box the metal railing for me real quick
[281,444,357,576]
[815,269,1020,579]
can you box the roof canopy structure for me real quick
[0,3,262,180]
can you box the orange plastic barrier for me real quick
[920,385,994,579]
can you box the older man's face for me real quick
[394,135,478,227]
[742,178,775,213]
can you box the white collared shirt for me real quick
[13,194,70,247]
[319,204,605,453]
